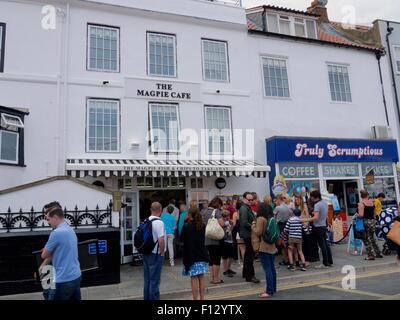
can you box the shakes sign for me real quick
[125,77,201,102]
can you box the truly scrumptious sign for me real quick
[267,137,399,163]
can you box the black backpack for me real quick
[134,218,160,254]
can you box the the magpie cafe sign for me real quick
[125,77,201,102]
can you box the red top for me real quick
[251,202,259,214]
[227,205,236,219]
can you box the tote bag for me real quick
[205,209,225,240]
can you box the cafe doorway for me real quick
[326,180,360,216]
[139,189,187,222]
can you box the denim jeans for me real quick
[143,253,164,300]
[259,252,277,295]
[53,277,81,300]
[43,289,55,300]
[313,226,333,266]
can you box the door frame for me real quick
[120,191,139,264]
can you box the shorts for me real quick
[207,245,222,266]
[288,237,303,251]
[221,242,234,259]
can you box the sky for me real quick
[242,0,400,25]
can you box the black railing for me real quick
[0,201,113,233]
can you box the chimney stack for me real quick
[307,0,329,22]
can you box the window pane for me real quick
[87,100,119,152]
[267,14,279,33]
[88,25,119,71]
[306,20,317,39]
[202,40,228,81]
[1,131,18,162]
[328,65,352,102]
[263,58,290,97]
[295,23,306,37]
[205,107,232,154]
[148,33,176,77]
[149,104,179,152]
[279,19,291,35]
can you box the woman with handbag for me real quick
[358,190,383,260]
[201,197,225,284]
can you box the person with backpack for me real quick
[136,202,165,300]
[180,202,209,300]
[251,203,277,298]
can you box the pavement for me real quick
[1,241,399,300]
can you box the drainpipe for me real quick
[375,51,390,126]
[61,1,70,176]
[386,22,400,132]
[262,5,267,32]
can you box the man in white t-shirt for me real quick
[143,202,165,300]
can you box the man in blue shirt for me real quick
[41,204,81,300]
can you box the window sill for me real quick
[0,162,26,167]
[87,68,120,73]
[263,95,292,101]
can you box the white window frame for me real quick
[1,113,24,129]
[149,103,180,153]
[201,39,229,83]
[394,45,400,74]
[261,55,291,99]
[87,24,120,73]
[0,130,19,164]
[204,106,233,155]
[266,13,317,39]
[147,32,177,78]
[86,99,121,153]
[0,23,5,72]
[327,63,352,103]
[294,18,306,37]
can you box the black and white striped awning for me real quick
[66,159,270,178]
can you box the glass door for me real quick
[121,192,138,263]
[344,181,359,216]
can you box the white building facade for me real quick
[0,0,399,264]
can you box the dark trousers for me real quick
[313,226,333,266]
[53,277,81,300]
[243,237,255,280]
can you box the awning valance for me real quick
[66,159,270,178]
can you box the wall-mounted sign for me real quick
[361,163,393,177]
[125,77,201,102]
[88,240,107,255]
[279,163,319,179]
[267,137,399,163]
[215,177,226,189]
[322,164,359,177]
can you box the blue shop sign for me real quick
[267,137,399,164]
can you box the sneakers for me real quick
[228,269,237,275]
[288,265,296,271]
[376,254,384,259]
[223,271,234,277]
[300,264,307,272]
[170,261,175,267]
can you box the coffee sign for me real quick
[279,163,319,179]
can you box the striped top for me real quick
[284,217,303,239]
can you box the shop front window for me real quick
[286,180,320,197]
[363,177,397,208]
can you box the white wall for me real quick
[0,179,112,212]
[248,33,389,144]
[0,0,63,190]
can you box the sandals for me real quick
[258,292,271,299]
[210,280,224,284]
